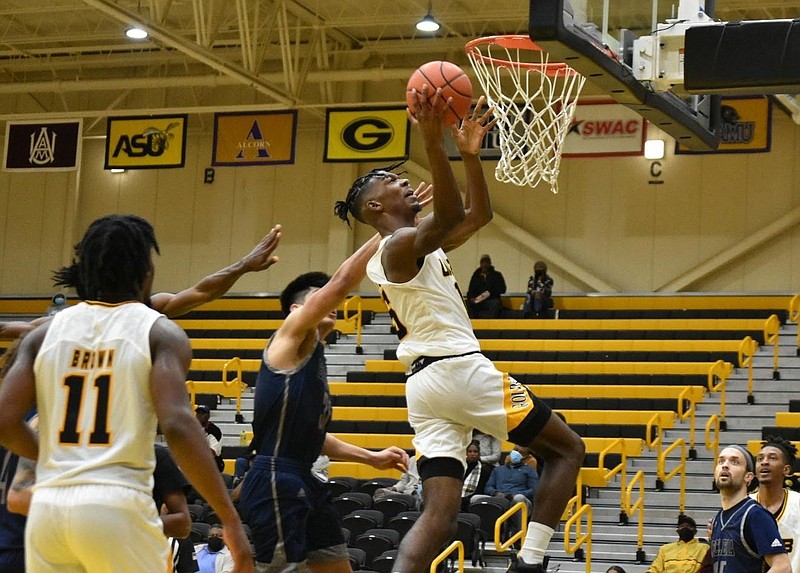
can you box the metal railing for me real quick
[564,495,593,573]
[342,295,364,353]
[763,314,781,379]
[738,336,758,404]
[430,540,464,573]
[705,414,721,463]
[596,437,629,519]
[677,386,698,455]
[186,356,245,417]
[656,439,687,514]
[494,501,529,551]
[624,470,647,562]
[707,360,733,422]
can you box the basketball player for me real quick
[0,214,253,573]
[751,437,800,571]
[0,223,282,339]
[237,236,410,573]
[709,445,789,573]
[333,91,585,573]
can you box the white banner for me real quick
[563,101,646,157]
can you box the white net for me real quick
[466,36,586,193]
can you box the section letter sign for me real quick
[105,114,187,169]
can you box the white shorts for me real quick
[406,353,549,470]
[26,484,168,573]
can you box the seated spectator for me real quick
[374,456,420,508]
[196,405,225,472]
[472,429,501,466]
[475,446,539,522]
[461,440,494,511]
[647,515,709,573]
[467,254,506,319]
[523,260,554,318]
[46,293,68,316]
[607,567,627,573]
[195,524,235,573]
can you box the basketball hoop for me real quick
[465,35,586,193]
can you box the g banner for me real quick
[324,107,409,162]
[212,111,297,166]
[3,120,83,172]
[105,115,187,169]
[676,96,772,154]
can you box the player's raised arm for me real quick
[150,225,281,318]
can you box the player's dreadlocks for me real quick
[279,272,330,317]
[333,160,407,227]
[52,214,159,302]
[763,435,798,468]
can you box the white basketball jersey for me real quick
[367,237,480,367]
[752,489,800,572]
[33,301,164,494]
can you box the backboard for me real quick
[528,0,800,150]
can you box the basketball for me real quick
[406,61,473,126]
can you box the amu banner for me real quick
[676,96,772,154]
[105,115,187,169]
[3,120,83,172]
[212,111,297,166]
[324,107,409,162]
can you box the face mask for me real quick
[509,451,523,465]
[678,529,695,542]
[207,537,225,552]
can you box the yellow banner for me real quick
[212,111,297,166]
[676,96,772,154]
[105,115,187,169]
[324,108,409,162]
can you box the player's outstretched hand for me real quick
[407,86,449,137]
[240,224,282,273]
[452,96,497,157]
[371,446,410,472]
[413,181,434,210]
[225,521,255,573]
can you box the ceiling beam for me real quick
[80,0,296,105]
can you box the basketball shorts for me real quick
[26,484,168,573]
[238,456,348,572]
[407,353,551,474]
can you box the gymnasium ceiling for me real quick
[0,0,798,132]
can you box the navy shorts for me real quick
[238,456,346,568]
[0,548,25,573]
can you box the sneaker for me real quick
[509,555,559,573]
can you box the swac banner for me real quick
[676,96,772,154]
[3,120,83,172]
[563,101,646,157]
[105,115,187,169]
[324,107,409,162]
[212,111,297,166]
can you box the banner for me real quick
[105,115,187,169]
[212,111,297,166]
[676,96,772,154]
[324,107,409,162]
[3,120,82,172]
[563,101,647,157]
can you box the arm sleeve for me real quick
[206,434,223,457]
[480,437,501,465]
[647,546,665,573]
[485,468,498,495]
[466,271,482,299]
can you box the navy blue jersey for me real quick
[250,341,331,466]
[711,496,786,573]
[0,444,26,552]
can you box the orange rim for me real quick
[465,34,579,77]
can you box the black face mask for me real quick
[207,537,225,552]
[678,529,695,542]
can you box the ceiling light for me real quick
[126,27,148,40]
[416,3,440,32]
[644,139,666,160]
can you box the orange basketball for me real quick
[406,61,473,126]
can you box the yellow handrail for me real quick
[764,314,781,379]
[657,439,687,514]
[705,414,721,462]
[624,470,646,557]
[222,356,244,415]
[738,336,757,402]
[430,540,464,573]
[789,295,800,353]
[342,295,364,353]
[645,412,664,454]
[564,495,593,573]
[597,437,628,514]
[676,387,698,451]
[707,360,732,421]
[495,501,528,552]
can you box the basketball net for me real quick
[466,35,586,193]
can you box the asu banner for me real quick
[676,96,772,154]
[212,111,297,166]
[324,107,409,162]
[3,120,82,172]
[105,115,187,169]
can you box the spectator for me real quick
[473,446,539,530]
[647,515,709,573]
[45,293,68,316]
[466,254,506,319]
[523,261,554,318]
[462,441,494,511]
[195,524,235,573]
[196,405,225,472]
[607,567,627,573]
[472,428,501,466]
[374,456,421,509]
